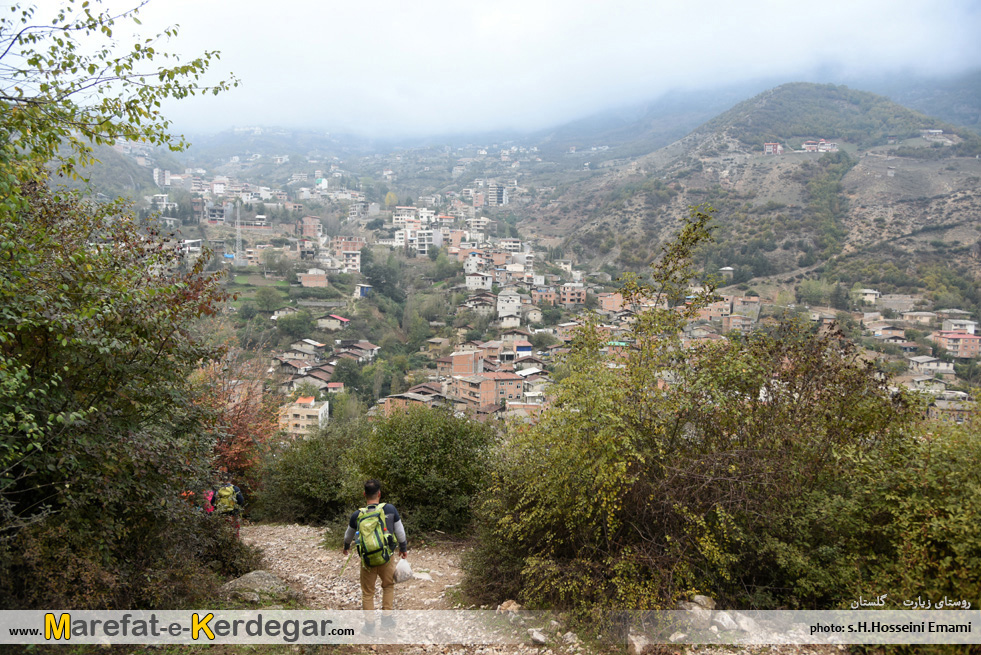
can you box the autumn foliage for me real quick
[193,349,283,492]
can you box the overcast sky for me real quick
[53,0,981,137]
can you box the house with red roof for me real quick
[316,314,351,331]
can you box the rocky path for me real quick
[240,522,840,655]
[240,522,466,611]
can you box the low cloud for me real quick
[120,0,981,136]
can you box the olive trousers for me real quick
[360,558,396,610]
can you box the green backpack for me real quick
[215,484,237,515]
[356,503,394,568]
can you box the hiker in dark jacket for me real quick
[343,479,407,612]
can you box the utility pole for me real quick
[235,201,244,267]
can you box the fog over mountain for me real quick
[110,0,981,138]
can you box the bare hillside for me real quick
[518,84,981,287]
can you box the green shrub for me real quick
[468,319,916,612]
[743,416,981,614]
[345,406,497,534]
[256,406,497,534]
[0,507,262,609]
[462,208,927,614]
[288,286,344,300]
[863,420,981,604]
[254,427,354,524]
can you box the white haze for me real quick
[33,0,981,137]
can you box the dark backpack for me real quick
[355,503,395,568]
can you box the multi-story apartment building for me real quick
[467,216,491,231]
[722,314,755,333]
[487,183,508,206]
[597,292,625,312]
[348,201,369,220]
[484,371,523,404]
[341,250,362,273]
[451,375,496,409]
[331,236,367,257]
[282,396,329,437]
[466,273,494,291]
[941,319,977,335]
[532,288,557,306]
[488,251,509,266]
[930,331,981,359]
[697,300,732,322]
[450,370,523,409]
[413,228,443,255]
[295,216,323,239]
[731,296,762,318]
[392,206,418,227]
[559,283,586,307]
[436,350,485,378]
[497,289,523,318]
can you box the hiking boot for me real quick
[381,615,396,630]
[361,621,376,636]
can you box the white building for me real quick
[858,289,881,305]
[942,319,977,335]
[464,253,485,275]
[497,289,523,318]
[908,356,955,376]
[499,238,522,253]
[282,396,329,437]
[342,250,362,273]
[466,273,494,291]
[414,229,444,256]
[392,206,418,227]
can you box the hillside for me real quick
[866,69,981,134]
[699,82,971,149]
[529,81,776,160]
[521,83,981,302]
[48,144,158,200]
[531,71,981,158]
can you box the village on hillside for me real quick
[113,135,980,436]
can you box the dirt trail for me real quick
[240,523,467,611]
[240,522,837,655]
[241,523,527,655]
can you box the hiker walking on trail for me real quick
[213,475,246,536]
[343,479,408,612]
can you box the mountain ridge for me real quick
[521,83,981,306]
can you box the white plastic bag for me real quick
[394,558,413,584]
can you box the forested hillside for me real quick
[700,83,970,149]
